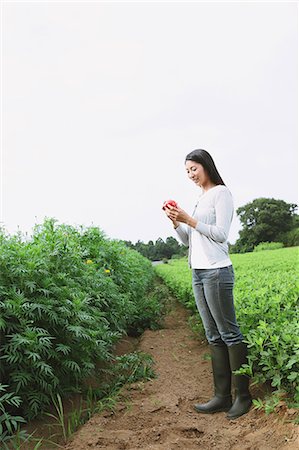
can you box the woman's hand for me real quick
[164,205,198,229]
[164,206,179,228]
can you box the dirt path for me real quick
[65,301,299,450]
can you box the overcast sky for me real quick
[1,1,298,244]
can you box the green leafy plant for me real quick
[0,384,27,449]
[252,390,285,415]
[0,218,159,433]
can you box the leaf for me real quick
[287,372,298,382]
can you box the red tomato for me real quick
[162,199,178,210]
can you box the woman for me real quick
[164,149,252,420]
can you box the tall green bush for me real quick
[253,242,284,251]
[0,218,158,421]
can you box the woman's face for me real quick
[185,160,209,187]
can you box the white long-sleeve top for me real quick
[175,185,233,268]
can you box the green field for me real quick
[155,247,299,403]
[1,221,298,446]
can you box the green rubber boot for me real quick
[227,342,252,419]
[194,344,232,414]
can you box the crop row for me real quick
[0,218,162,422]
[155,247,299,403]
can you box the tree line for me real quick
[122,236,187,261]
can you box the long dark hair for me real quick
[185,149,225,186]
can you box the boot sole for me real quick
[226,404,252,420]
[194,406,232,414]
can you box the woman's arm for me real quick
[174,223,189,247]
[194,189,234,243]
[164,206,189,247]
[168,189,234,243]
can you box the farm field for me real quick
[63,247,299,450]
[155,247,299,403]
[1,223,298,449]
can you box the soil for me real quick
[64,301,299,450]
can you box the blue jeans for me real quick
[192,265,244,346]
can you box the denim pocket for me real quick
[202,268,220,281]
[219,265,234,282]
[192,268,219,283]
